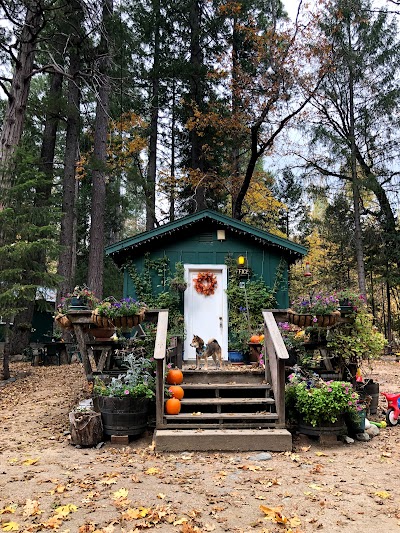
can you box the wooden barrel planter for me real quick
[93,396,150,437]
[297,416,346,437]
[287,310,341,328]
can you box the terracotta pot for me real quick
[90,327,115,340]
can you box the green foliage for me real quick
[290,293,339,315]
[93,353,155,399]
[286,372,359,427]
[57,286,99,313]
[126,255,184,337]
[95,297,145,318]
[225,256,276,352]
[0,149,60,320]
[327,309,387,365]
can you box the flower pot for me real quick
[287,310,340,328]
[90,327,115,340]
[112,313,144,331]
[298,416,346,437]
[228,351,244,363]
[91,313,114,328]
[69,296,89,310]
[93,396,149,437]
[363,380,379,415]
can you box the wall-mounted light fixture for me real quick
[217,229,226,241]
[237,255,246,266]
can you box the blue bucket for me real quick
[228,351,244,363]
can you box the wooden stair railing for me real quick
[154,310,169,428]
[262,310,289,427]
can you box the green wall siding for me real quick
[122,228,290,307]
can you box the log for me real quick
[69,411,103,446]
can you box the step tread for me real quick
[178,397,275,405]
[154,428,292,452]
[180,383,271,389]
[164,412,278,420]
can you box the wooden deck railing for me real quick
[153,310,169,428]
[262,310,289,427]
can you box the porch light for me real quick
[237,255,246,266]
[304,261,312,277]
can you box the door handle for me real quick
[219,316,223,328]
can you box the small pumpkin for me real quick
[165,397,181,415]
[250,334,261,344]
[166,368,184,385]
[169,385,184,400]
[259,334,264,342]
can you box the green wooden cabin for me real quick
[106,210,306,361]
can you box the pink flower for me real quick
[124,389,130,395]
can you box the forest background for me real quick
[0,0,400,380]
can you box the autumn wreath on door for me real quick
[193,271,218,296]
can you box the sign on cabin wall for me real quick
[238,267,252,277]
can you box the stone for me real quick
[366,425,380,438]
[355,432,370,442]
[247,452,273,461]
[341,435,355,444]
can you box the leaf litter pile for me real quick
[1,361,400,532]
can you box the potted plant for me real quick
[93,353,155,437]
[327,308,386,411]
[55,287,99,329]
[336,289,367,315]
[93,297,147,331]
[169,262,187,293]
[287,292,340,327]
[285,370,359,435]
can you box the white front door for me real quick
[184,264,228,361]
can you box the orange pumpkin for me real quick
[166,368,183,385]
[250,334,261,344]
[169,385,184,400]
[259,334,264,342]
[165,397,181,415]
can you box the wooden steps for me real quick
[154,367,292,450]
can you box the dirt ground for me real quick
[1,360,400,533]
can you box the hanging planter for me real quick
[287,309,341,328]
[54,313,73,330]
[93,298,147,331]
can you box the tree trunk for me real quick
[9,301,36,356]
[189,0,206,211]
[145,0,160,230]
[169,78,176,222]
[10,68,64,353]
[57,1,83,305]
[0,4,43,177]
[87,0,113,298]
[348,21,367,298]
